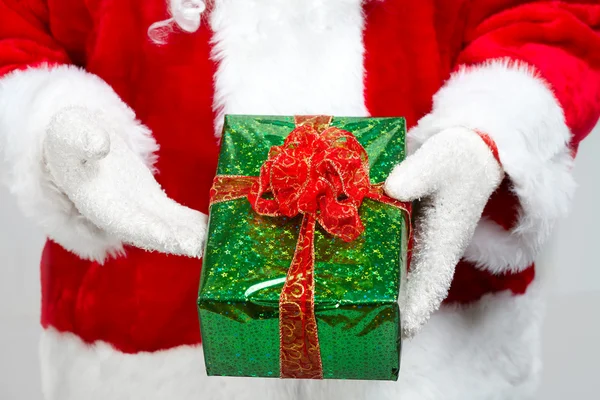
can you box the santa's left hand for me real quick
[384,127,504,339]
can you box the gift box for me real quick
[198,115,410,381]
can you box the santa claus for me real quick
[1,0,599,399]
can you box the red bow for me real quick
[247,124,371,242]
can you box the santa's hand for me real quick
[384,127,503,339]
[43,106,207,259]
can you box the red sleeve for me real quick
[408,1,600,274]
[0,0,71,76]
[457,0,600,149]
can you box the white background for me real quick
[0,129,598,399]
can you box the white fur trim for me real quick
[0,65,158,262]
[40,285,543,400]
[409,59,575,273]
[209,0,368,136]
[463,217,538,274]
[40,328,297,400]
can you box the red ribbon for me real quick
[210,116,411,379]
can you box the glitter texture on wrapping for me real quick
[198,115,409,381]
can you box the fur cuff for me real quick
[0,65,158,262]
[409,59,575,273]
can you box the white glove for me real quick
[42,106,207,259]
[384,127,504,339]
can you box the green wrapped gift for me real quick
[198,115,410,381]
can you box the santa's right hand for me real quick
[42,106,207,261]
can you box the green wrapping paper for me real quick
[198,115,409,381]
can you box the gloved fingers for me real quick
[400,173,496,338]
[70,133,207,258]
[384,127,503,203]
[46,106,111,162]
[141,196,209,258]
[44,108,208,258]
[399,186,483,339]
[387,127,505,339]
[383,131,459,202]
[405,114,441,155]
